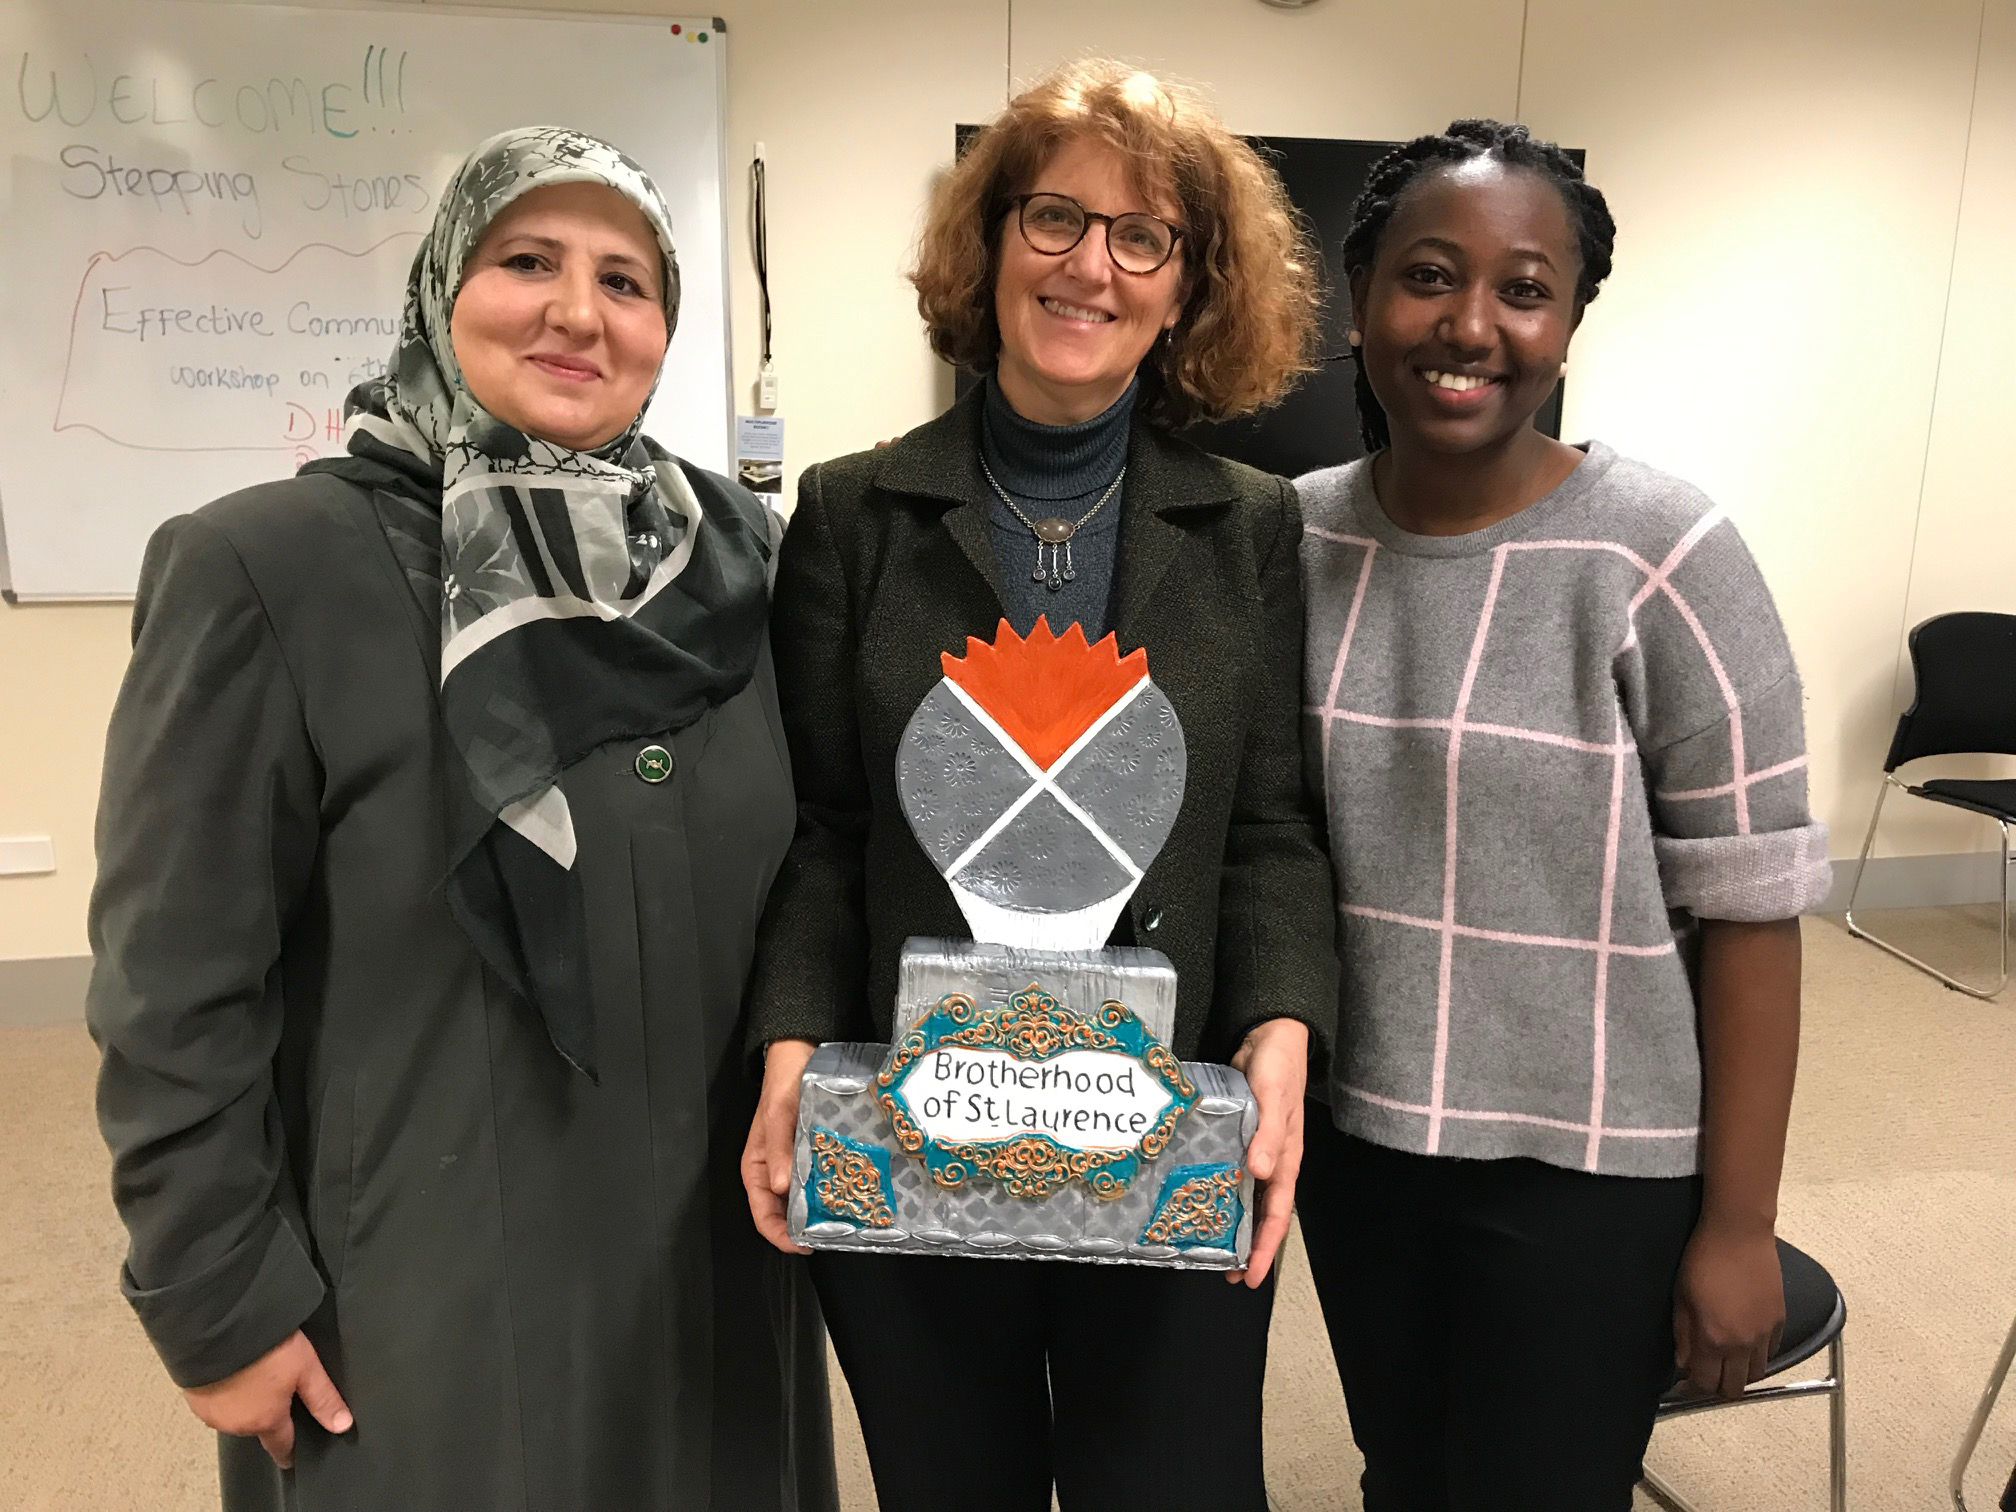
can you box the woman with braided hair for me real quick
[1294,120,1828,1508]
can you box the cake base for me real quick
[787,940,1259,1269]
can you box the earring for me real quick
[1558,361,1569,376]
[1347,329,1362,347]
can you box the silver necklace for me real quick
[978,455,1126,593]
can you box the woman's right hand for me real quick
[742,1038,818,1254]
[183,1329,352,1468]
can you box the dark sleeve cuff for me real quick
[123,1207,327,1389]
[746,1009,843,1057]
[745,991,845,1060]
[1221,971,1336,1060]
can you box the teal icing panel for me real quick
[1139,1162,1245,1252]
[803,1124,897,1230]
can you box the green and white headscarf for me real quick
[305,126,771,1080]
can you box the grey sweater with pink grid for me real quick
[1296,442,1830,1178]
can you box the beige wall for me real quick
[0,600,128,960]
[1892,0,2016,853]
[3,0,2011,960]
[1007,0,1526,132]
[1520,0,2009,861]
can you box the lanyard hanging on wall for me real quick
[753,145,776,411]
[736,143,784,498]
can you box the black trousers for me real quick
[811,1250,1274,1512]
[1297,1105,1700,1512]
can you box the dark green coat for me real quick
[748,386,1338,1063]
[87,473,837,1512]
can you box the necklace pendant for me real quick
[1046,572,1064,592]
[1061,565,1077,583]
[1030,564,1048,583]
[1033,518,1076,545]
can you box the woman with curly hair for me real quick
[742,58,1337,1512]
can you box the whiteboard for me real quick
[0,0,733,599]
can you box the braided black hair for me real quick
[1341,119,1616,453]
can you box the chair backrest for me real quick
[1885,612,2016,770]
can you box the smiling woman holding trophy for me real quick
[742,60,1338,1512]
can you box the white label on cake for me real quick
[903,1047,1177,1149]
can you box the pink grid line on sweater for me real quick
[1343,1085,1699,1141]
[1310,529,1378,769]
[1340,904,1679,957]
[1660,754,1808,803]
[1502,529,1753,834]
[1307,519,1737,1169]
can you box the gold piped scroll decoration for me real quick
[808,1128,896,1229]
[1140,1168,1245,1246]
[936,1133,1134,1202]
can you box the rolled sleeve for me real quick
[1643,669,1831,921]
[1655,826,1831,921]
[122,1206,328,1389]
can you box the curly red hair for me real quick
[912,59,1320,428]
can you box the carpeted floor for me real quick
[4,910,2013,1511]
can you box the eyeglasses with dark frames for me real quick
[1006,192,1187,275]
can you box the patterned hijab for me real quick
[303,126,770,1080]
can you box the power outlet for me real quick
[0,836,56,876]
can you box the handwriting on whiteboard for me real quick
[19,44,433,242]
[54,234,419,455]
[16,45,411,136]
[52,147,433,240]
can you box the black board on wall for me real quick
[953,130,1573,479]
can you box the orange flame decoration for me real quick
[941,618,1149,772]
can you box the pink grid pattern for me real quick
[1306,516,1803,1170]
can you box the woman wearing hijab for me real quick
[86,127,837,1512]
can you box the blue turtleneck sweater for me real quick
[979,374,1134,640]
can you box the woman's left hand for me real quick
[1673,1218,1784,1399]
[1226,1016,1309,1289]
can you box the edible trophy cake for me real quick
[788,618,1259,1267]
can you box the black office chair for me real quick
[1845,611,2016,999]
[1640,1240,1847,1512]
[1950,1308,2016,1510]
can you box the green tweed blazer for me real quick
[748,384,1337,1064]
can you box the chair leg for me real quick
[1842,779,1893,919]
[1982,818,2016,998]
[1845,781,2011,999]
[1642,1336,1848,1512]
[1953,1311,2016,1510]
[1640,1465,1703,1512]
